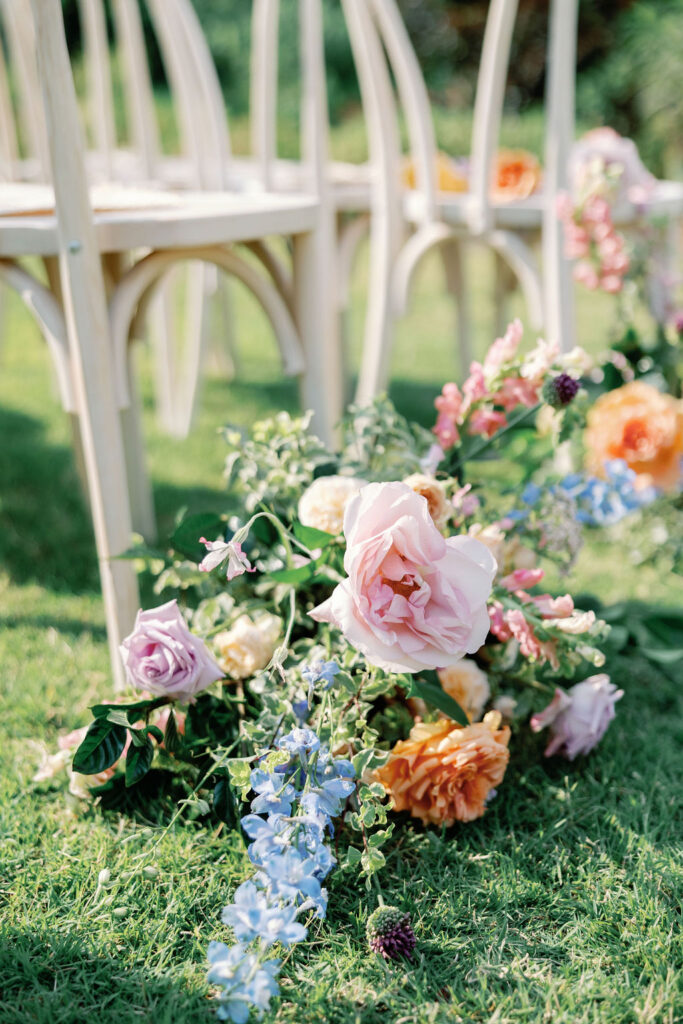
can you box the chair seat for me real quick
[0,183,320,257]
[403,178,683,234]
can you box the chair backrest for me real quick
[343,0,576,236]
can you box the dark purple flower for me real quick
[367,906,416,962]
[542,372,581,408]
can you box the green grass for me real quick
[0,187,682,1022]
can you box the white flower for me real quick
[298,475,367,536]
[546,610,597,635]
[438,659,491,722]
[520,337,560,385]
[214,613,281,680]
[493,694,517,721]
[556,346,594,376]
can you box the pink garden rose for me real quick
[310,482,496,673]
[120,599,223,702]
[530,674,623,760]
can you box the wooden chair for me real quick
[0,0,337,686]
[341,0,578,403]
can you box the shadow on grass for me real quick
[0,928,210,1024]
[0,404,227,597]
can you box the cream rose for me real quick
[403,473,452,532]
[214,613,281,680]
[298,475,367,536]
[438,659,490,722]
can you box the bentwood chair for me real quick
[342,0,579,403]
[0,0,337,687]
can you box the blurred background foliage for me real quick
[59,0,683,176]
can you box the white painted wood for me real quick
[542,0,578,351]
[112,0,160,176]
[251,0,279,191]
[28,0,139,689]
[2,0,49,175]
[78,0,117,176]
[467,0,519,236]
[0,39,19,178]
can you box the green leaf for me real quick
[73,720,127,775]
[171,512,225,562]
[92,698,166,724]
[345,845,362,867]
[213,778,239,826]
[293,521,336,549]
[270,562,317,584]
[361,847,386,875]
[163,711,182,755]
[408,671,469,727]
[125,736,154,787]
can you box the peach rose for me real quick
[403,473,452,532]
[438,659,490,722]
[310,483,496,674]
[214,613,281,680]
[402,152,468,193]
[585,381,683,492]
[374,712,510,825]
[492,149,542,202]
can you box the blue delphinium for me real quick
[559,459,656,526]
[509,460,656,528]
[209,726,355,1022]
[302,659,341,690]
[207,942,281,1023]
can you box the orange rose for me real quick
[585,381,683,492]
[402,152,468,193]
[492,149,542,201]
[374,712,510,825]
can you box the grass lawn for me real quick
[0,218,681,1021]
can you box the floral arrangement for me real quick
[38,322,636,1022]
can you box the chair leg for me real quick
[355,209,395,406]
[206,271,239,380]
[149,272,179,435]
[120,343,156,542]
[293,228,342,448]
[440,238,472,379]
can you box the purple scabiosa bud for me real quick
[367,906,416,962]
[542,372,581,408]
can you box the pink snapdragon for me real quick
[483,318,523,379]
[468,408,507,439]
[500,567,545,591]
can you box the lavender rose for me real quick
[120,599,224,702]
[530,674,623,759]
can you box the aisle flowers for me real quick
[52,321,627,1020]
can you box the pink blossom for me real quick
[483,319,524,377]
[433,412,460,450]
[530,674,623,759]
[452,483,480,520]
[421,443,445,474]
[505,609,543,660]
[462,361,488,404]
[600,274,623,294]
[199,537,255,581]
[310,482,496,673]
[468,408,507,439]
[532,593,574,618]
[488,601,512,642]
[500,567,545,591]
[495,376,540,412]
[573,262,600,290]
[434,381,464,419]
